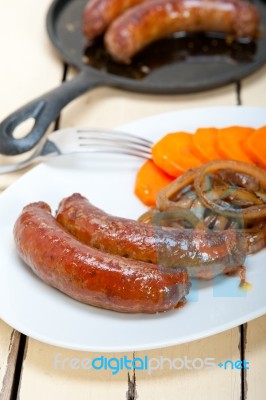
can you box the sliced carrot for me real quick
[243,126,266,168]
[191,127,221,162]
[134,160,174,206]
[216,126,254,163]
[152,132,202,177]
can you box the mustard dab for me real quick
[239,281,253,292]
[237,265,252,292]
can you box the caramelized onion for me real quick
[156,169,196,211]
[138,208,159,224]
[146,159,266,258]
[244,222,266,254]
[152,209,201,229]
[206,187,263,207]
[218,169,260,191]
[194,160,266,219]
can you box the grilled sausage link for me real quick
[56,193,247,276]
[83,0,145,40]
[14,202,189,313]
[104,0,260,63]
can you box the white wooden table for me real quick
[0,1,266,398]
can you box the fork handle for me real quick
[0,70,103,155]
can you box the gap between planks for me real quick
[235,78,248,400]
[0,330,20,400]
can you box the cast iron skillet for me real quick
[0,0,266,155]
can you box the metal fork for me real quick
[0,128,152,175]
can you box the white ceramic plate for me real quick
[0,106,266,352]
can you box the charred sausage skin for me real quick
[56,193,246,274]
[14,202,189,313]
[104,0,260,63]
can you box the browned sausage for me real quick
[83,0,145,40]
[14,202,189,313]
[56,193,247,275]
[104,0,260,63]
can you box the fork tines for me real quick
[77,128,152,159]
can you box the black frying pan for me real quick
[1,0,266,155]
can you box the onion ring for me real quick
[156,169,196,211]
[194,160,266,219]
[152,209,201,229]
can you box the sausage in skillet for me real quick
[104,0,260,63]
[83,0,145,40]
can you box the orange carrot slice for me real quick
[191,127,221,162]
[134,159,173,206]
[152,132,202,177]
[216,126,254,163]
[243,126,266,168]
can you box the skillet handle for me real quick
[0,70,102,155]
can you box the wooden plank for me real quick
[244,316,266,399]
[0,0,63,185]
[241,65,266,106]
[61,69,238,128]
[0,0,61,122]
[135,329,241,400]
[18,329,242,400]
[18,339,133,400]
[0,323,20,399]
[0,168,24,399]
